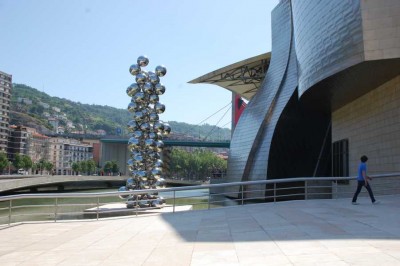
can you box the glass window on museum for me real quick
[332,139,349,184]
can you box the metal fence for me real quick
[0,173,399,228]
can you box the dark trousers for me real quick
[352,180,376,203]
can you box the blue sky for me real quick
[0,0,278,129]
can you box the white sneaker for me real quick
[373,201,380,205]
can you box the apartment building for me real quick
[48,137,93,175]
[0,71,11,153]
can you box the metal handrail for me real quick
[0,173,399,227]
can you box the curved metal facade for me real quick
[225,0,400,199]
[225,0,295,196]
[291,0,364,97]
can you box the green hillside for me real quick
[11,83,231,141]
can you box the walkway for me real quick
[1,195,399,265]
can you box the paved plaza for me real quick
[0,195,399,265]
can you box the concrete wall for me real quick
[361,0,400,60]
[332,74,400,175]
[332,75,400,196]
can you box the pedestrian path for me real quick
[0,195,399,265]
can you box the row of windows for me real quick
[0,91,10,97]
[0,74,11,82]
[0,81,11,86]
[0,87,10,94]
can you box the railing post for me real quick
[55,198,58,222]
[8,200,12,226]
[208,191,211,210]
[173,191,176,213]
[305,181,308,200]
[335,179,338,199]
[273,183,276,203]
[241,186,244,205]
[135,196,138,217]
[96,197,100,220]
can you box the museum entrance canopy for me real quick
[189,52,271,101]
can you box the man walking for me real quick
[352,155,379,205]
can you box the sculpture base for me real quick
[83,203,192,218]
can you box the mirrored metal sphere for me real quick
[133,111,145,122]
[126,177,135,186]
[155,65,167,77]
[155,140,164,152]
[128,102,140,112]
[135,72,147,84]
[119,186,129,199]
[155,83,165,95]
[148,112,159,122]
[153,121,165,132]
[143,82,154,94]
[131,130,143,139]
[133,153,144,163]
[155,179,166,188]
[133,92,146,103]
[163,123,171,136]
[148,71,160,85]
[149,94,159,104]
[145,139,156,148]
[137,170,148,179]
[127,120,140,132]
[140,122,151,132]
[151,168,162,179]
[137,55,149,67]
[126,83,141,97]
[154,159,164,168]
[129,64,141,75]
[128,137,141,149]
[157,132,164,140]
[155,102,165,114]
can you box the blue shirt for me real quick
[357,162,367,181]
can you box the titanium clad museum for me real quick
[191,0,400,198]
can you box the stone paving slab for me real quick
[0,195,399,265]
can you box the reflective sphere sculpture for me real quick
[122,55,171,209]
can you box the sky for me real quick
[0,0,278,129]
